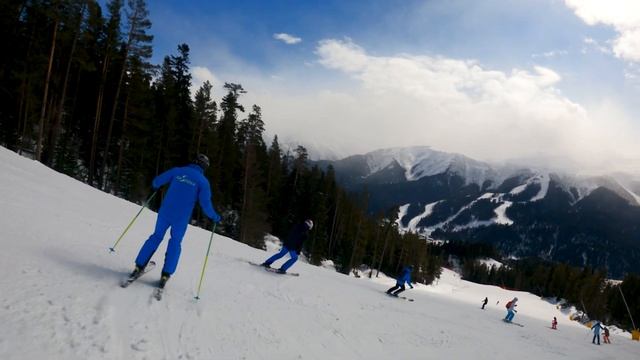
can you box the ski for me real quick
[502,319,524,327]
[247,261,300,276]
[264,267,300,276]
[385,292,414,302]
[120,261,156,288]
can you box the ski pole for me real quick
[108,191,157,252]
[195,222,217,300]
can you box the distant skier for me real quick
[504,297,518,322]
[481,297,488,309]
[551,317,558,330]
[591,321,602,345]
[261,220,313,274]
[603,326,611,344]
[128,154,221,288]
[386,265,414,297]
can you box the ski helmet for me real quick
[195,153,210,169]
[304,219,314,230]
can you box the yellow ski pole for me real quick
[195,223,217,300]
[108,191,157,252]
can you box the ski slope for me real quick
[0,146,638,360]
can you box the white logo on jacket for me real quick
[176,175,196,187]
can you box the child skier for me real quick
[386,265,414,296]
[603,326,611,344]
[591,321,602,345]
[261,220,313,274]
[551,317,558,330]
[482,297,488,309]
[128,154,221,288]
[504,297,518,322]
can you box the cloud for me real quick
[532,50,568,59]
[273,33,302,45]
[191,66,220,97]
[565,0,640,62]
[244,38,640,173]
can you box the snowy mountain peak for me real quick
[360,146,505,186]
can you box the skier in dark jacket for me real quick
[129,154,221,288]
[386,266,414,296]
[482,297,488,309]
[261,220,313,274]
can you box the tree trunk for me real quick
[347,214,363,274]
[89,52,110,185]
[102,35,135,189]
[327,193,340,253]
[36,16,59,161]
[376,223,393,277]
[115,89,131,194]
[48,2,85,167]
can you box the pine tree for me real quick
[238,105,269,248]
[101,0,153,190]
[89,0,123,185]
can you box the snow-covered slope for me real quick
[363,146,505,185]
[0,147,638,360]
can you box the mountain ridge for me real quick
[318,146,640,277]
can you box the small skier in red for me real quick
[551,317,558,330]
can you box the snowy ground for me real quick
[0,146,638,360]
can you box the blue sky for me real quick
[137,0,640,172]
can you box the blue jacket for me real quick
[283,222,311,253]
[591,322,602,334]
[397,266,413,285]
[152,164,219,223]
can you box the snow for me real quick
[1,146,639,360]
[406,201,440,233]
[395,203,410,230]
[531,173,550,201]
[363,146,505,186]
[478,258,504,269]
[432,193,514,232]
[494,201,514,225]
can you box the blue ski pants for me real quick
[505,309,516,322]
[135,214,188,275]
[264,246,298,271]
[592,333,600,345]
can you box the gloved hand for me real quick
[211,212,221,223]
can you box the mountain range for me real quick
[318,146,640,278]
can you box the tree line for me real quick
[0,0,442,284]
[442,242,639,332]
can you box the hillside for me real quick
[320,146,640,277]
[0,146,638,360]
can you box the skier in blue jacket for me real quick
[386,265,414,296]
[261,220,313,274]
[129,154,221,288]
[591,321,602,345]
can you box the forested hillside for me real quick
[0,0,441,283]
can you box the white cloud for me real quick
[565,0,640,62]
[191,66,220,97]
[243,38,640,172]
[532,50,568,59]
[581,37,612,55]
[273,33,302,45]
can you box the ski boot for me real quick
[159,273,170,289]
